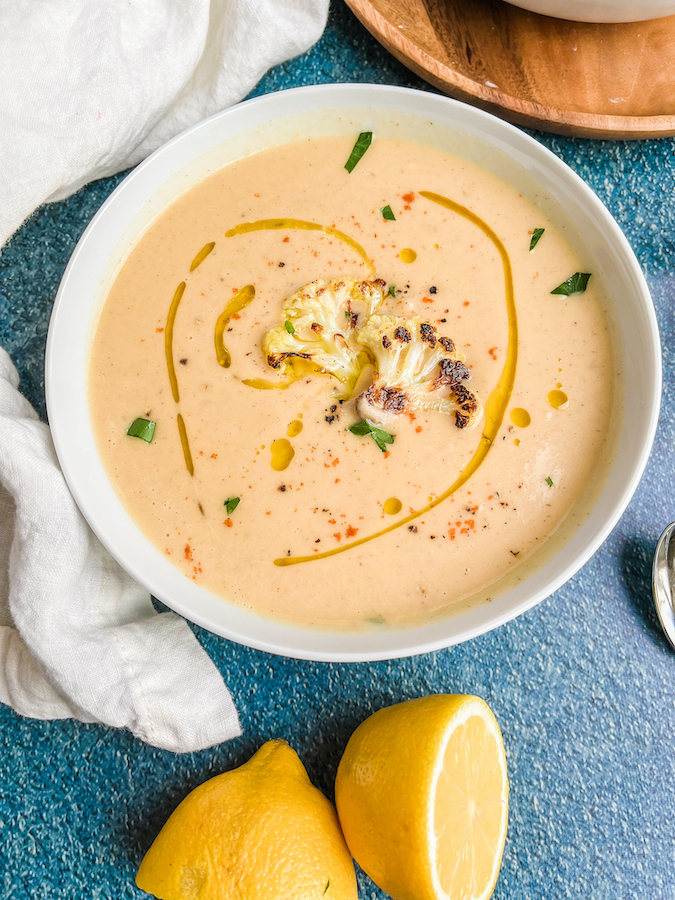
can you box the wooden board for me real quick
[344,0,675,138]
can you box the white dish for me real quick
[46,84,661,662]
[502,0,675,23]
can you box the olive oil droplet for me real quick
[548,389,569,410]
[383,497,402,515]
[287,420,303,437]
[271,439,294,471]
[514,438,521,446]
[399,248,417,264]
[510,408,531,428]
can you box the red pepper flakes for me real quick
[334,532,342,542]
[346,525,358,537]
[488,347,498,360]
[184,544,193,561]
[223,519,233,528]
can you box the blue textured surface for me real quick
[1,3,674,898]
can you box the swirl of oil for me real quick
[164,280,196,475]
[215,285,256,368]
[165,243,218,475]
[190,242,215,272]
[274,191,518,567]
[225,218,375,278]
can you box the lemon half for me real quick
[335,695,508,900]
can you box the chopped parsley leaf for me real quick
[388,285,396,298]
[224,497,241,514]
[545,476,554,487]
[126,418,156,442]
[551,272,591,296]
[349,420,395,453]
[284,320,295,334]
[381,204,396,221]
[344,132,373,173]
[529,228,545,251]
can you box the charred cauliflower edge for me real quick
[260,277,481,429]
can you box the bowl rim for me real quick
[45,83,662,662]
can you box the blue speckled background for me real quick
[1,4,674,898]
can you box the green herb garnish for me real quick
[224,497,241,514]
[381,205,396,221]
[545,476,554,487]
[388,285,396,298]
[529,228,545,251]
[126,418,156,442]
[349,420,395,453]
[344,310,350,319]
[550,272,591,296]
[324,881,330,894]
[284,320,295,334]
[344,132,373,173]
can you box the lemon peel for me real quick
[137,739,357,900]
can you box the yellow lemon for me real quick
[335,695,508,900]
[137,739,357,900]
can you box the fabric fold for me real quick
[0,0,329,244]
[0,347,241,751]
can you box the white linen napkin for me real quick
[0,0,329,749]
[0,348,242,752]
[0,0,329,245]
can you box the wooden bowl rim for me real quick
[345,0,675,138]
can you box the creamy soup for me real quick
[89,135,615,629]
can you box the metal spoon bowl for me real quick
[653,522,675,650]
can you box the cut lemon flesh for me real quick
[432,703,509,900]
[335,694,509,900]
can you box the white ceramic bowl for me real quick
[502,0,675,22]
[46,84,661,662]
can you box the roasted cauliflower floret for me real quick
[262,277,386,396]
[355,315,481,429]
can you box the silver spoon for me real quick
[653,522,675,650]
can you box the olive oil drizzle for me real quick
[177,413,194,476]
[225,218,376,278]
[164,280,197,476]
[190,241,215,272]
[215,284,256,368]
[274,191,518,567]
[241,376,303,391]
[165,281,186,403]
